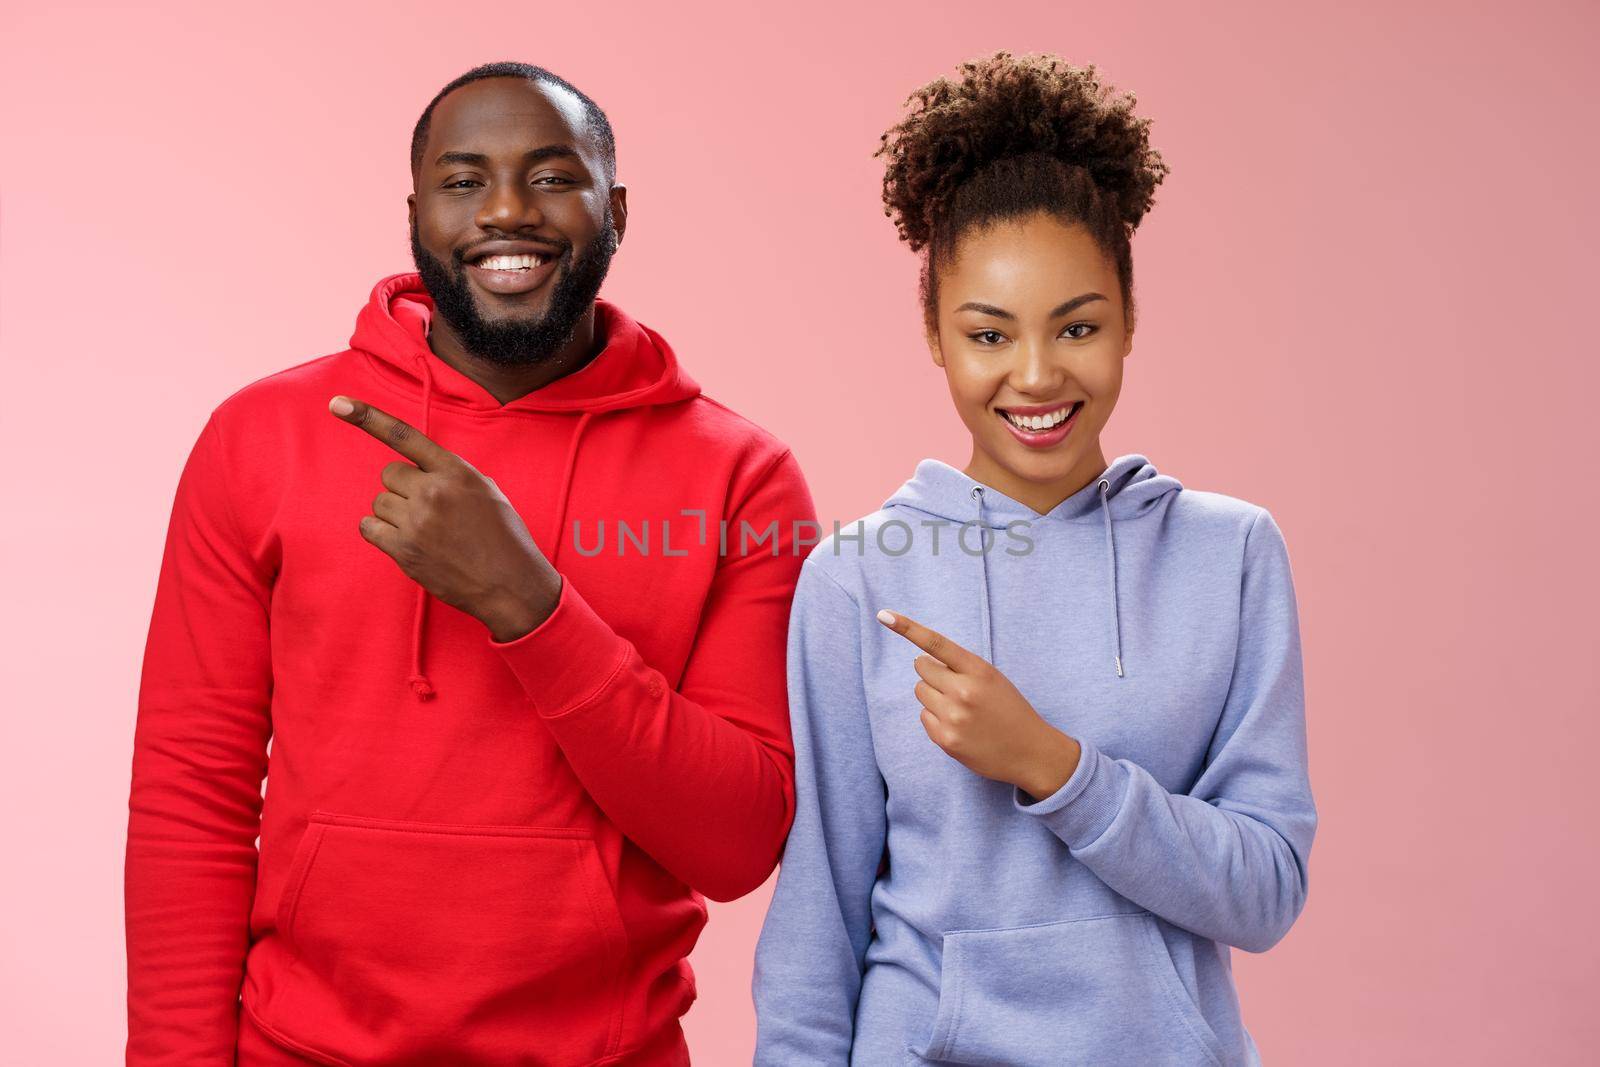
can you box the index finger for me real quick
[875,609,985,673]
[329,395,452,471]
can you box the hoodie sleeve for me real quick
[1015,507,1317,953]
[751,558,885,1064]
[125,414,274,1064]
[488,447,815,902]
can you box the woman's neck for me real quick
[963,440,1110,517]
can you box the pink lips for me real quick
[998,402,1082,449]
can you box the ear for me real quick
[1121,325,1135,360]
[926,326,946,369]
[407,192,416,230]
[610,183,629,248]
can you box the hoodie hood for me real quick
[883,454,1183,677]
[349,272,702,701]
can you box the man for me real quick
[125,61,816,1065]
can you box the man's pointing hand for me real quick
[328,394,561,642]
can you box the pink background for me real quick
[3,1,1596,1063]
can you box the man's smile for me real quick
[462,239,564,296]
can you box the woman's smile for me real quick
[996,400,1084,448]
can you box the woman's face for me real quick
[929,212,1133,514]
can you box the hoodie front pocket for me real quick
[268,812,629,1067]
[913,911,1225,1067]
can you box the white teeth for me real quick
[476,253,545,271]
[1002,404,1077,431]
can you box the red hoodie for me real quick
[125,273,816,1066]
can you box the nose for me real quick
[475,178,545,232]
[1008,337,1067,398]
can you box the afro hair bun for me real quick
[876,51,1170,252]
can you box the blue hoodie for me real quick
[752,453,1316,1066]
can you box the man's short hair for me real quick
[410,61,617,184]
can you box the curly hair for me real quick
[876,51,1170,334]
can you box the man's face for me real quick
[408,76,626,366]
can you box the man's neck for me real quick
[426,306,605,406]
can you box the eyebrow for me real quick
[432,144,583,169]
[954,293,1109,320]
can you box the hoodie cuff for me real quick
[1013,734,1129,849]
[487,576,632,719]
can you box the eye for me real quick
[1062,322,1097,340]
[969,329,1007,346]
[533,175,575,186]
[443,178,481,190]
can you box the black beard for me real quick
[409,211,617,367]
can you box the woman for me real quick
[752,52,1316,1066]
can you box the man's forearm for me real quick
[490,576,795,900]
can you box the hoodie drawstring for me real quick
[549,411,594,571]
[1098,477,1125,678]
[969,485,994,663]
[967,477,1125,678]
[407,354,439,701]
[405,374,595,702]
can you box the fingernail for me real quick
[876,609,896,626]
[329,396,354,416]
